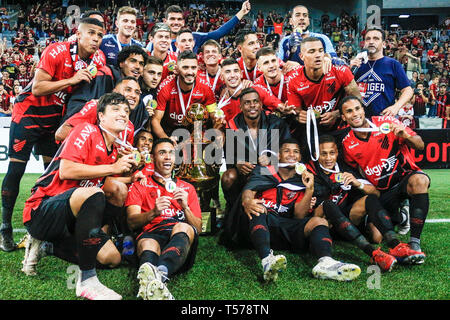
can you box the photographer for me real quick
[412,82,429,128]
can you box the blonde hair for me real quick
[117,6,137,18]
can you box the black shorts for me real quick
[138,219,200,275]
[25,188,77,242]
[8,120,59,161]
[265,213,312,253]
[379,171,431,218]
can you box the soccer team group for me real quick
[0,2,435,300]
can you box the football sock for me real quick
[365,194,400,248]
[75,192,105,271]
[81,268,97,282]
[409,193,429,241]
[309,225,333,259]
[158,232,191,277]
[323,200,375,257]
[1,161,26,232]
[139,250,159,267]
[248,214,271,259]
[52,235,79,265]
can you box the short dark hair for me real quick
[165,5,183,19]
[114,76,140,89]
[256,46,276,60]
[177,50,197,62]
[280,138,300,149]
[236,29,256,46]
[81,10,103,20]
[152,138,175,155]
[338,95,364,113]
[97,92,129,115]
[79,17,104,29]
[134,129,153,146]
[221,57,239,68]
[146,55,164,67]
[365,26,385,40]
[177,28,193,37]
[116,45,148,67]
[319,134,337,146]
[201,39,221,53]
[300,36,323,51]
[239,87,260,101]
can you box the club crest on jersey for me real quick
[364,155,397,176]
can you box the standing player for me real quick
[175,29,196,54]
[287,37,361,161]
[147,23,178,82]
[218,58,284,122]
[350,27,413,117]
[0,18,105,252]
[100,6,143,66]
[140,56,164,125]
[278,5,338,67]
[149,1,251,54]
[436,83,450,128]
[340,96,429,258]
[126,138,202,300]
[225,138,361,282]
[197,40,224,97]
[151,50,217,140]
[310,135,424,270]
[21,93,137,299]
[236,29,264,82]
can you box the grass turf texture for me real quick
[0,170,449,300]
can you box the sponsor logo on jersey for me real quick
[170,112,184,123]
[48,44,68,59]
[364,155,397,176]
[73,125,96,149]
[310,98,337,114]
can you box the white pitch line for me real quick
[10,219,450,234]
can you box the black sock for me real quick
[52,235,79,265]
[139,250,159,267]
[323,200,375,257]
[75,192,105,271]
[248,214,271,259]
[409,193,429,241]
[103,201,123,230]
[158,232,191,277]
[1,161,26,232]
[365,194,400,248]
[309,225,333,259]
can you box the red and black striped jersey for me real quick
[125,175,201,234]
[23,123,118,223]
[342,116,420,191]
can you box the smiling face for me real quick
[177,58,198,86]
[119,53,145,79]
[340,98,366,128]
[98,102,130,134]
[257,53,280,80]
[116,13,137,38]
[114,79,141,110]
[240,91,262,121]
[279,143,301,165]
[202,44,221,66]
[153,141,176,177]
[135,131,153,153]
[165,12,185,34]
[238,33,261,60]
[152,30,171,53]
[220,63,242,89]
[318,142,338,170]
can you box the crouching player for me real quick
[227,138,361,282]
[340,96,428,262]
[125,138,202,300]
[21,93,138,300]
[310,135,424,271]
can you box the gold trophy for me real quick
[178,103,221,234]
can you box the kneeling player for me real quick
[310,135,424,271]
[340,96,429,262]
[125,138,202,300]
[232,138,361,282]
[22,93,138,300]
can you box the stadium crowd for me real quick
[0,0,447,300]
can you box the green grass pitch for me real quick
[0,170,449,300]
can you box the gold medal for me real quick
[313,109,321,119]
[335,173,344,183]
[148,99,158,109]
[132,150,141,163]
[87,64,97,77]
[167,61,176,72]
[165,180,177,193]
[215,109,225,119]
[295,163,306,175]
[379,122,391,134]
[144,153,152,164]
